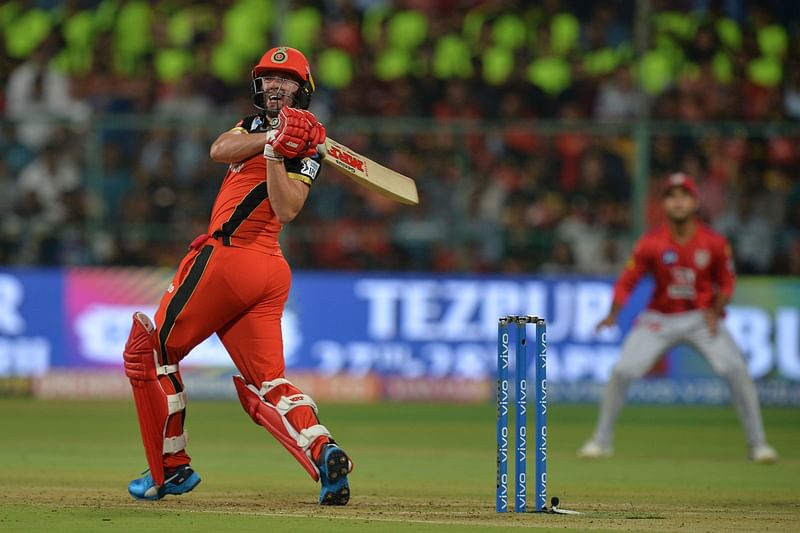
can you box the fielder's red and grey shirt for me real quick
[612,221,735,313]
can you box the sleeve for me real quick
[232,114,269,134]
[612,237,650,307]
[284,153,322,187]
[714,237,736,298]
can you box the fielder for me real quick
[123,46,353,504]
[579,173,778,463]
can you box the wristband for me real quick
[263,130,283,161]
[263,143,284,161]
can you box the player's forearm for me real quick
[266,161,309,223]
[210,132,265,163]
[717,274,735,306]
[611,259,644,310]
[709,293,730,316]
[607,301,623,320]
[611,283,633,311]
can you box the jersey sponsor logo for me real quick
[301,158,320,180]
[328,145,366,174]
[229,162,244,173]
[667,267,697,299]
[662,250,678,265]
[694,249,710,268]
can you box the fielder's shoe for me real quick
[128,465,201,500]
[318,443,352,505]
[578,439,614,459]
[750,444,778,464]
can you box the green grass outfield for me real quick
[0,399,797,532]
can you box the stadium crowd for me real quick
[1,0,799,274]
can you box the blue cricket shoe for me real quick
[128,465,201,500]
[318,443,352,505]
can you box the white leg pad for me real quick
[167,392,187,415]
[259,378,294,395]
[233,375,324,481]
[248,381,327,451]
[259,377,320,416]
[275,394,318,415]
[297,424,332,449]
[156,364,180,376]
[163,431,188,454]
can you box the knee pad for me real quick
[123,312,187,486]
[233,375,331,481]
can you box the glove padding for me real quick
[269,107,326,159]
[295,109,326,157]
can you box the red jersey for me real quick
[207,114,322,255]
[612,221,735,313]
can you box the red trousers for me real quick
[153,237,327,469]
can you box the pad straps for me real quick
[248,379,331,452]
[160,361,187,454]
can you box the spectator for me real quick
[540,240,576,273]
[594,66,643,119]
[16,142,81,226]
[154,77,214,123]
[5,39,90,150]
[714,192,776,273]
[555,196,615,273]
[775,198,800,274]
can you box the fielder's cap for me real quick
[663,172,697,196]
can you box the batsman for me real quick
[123,46,353,504]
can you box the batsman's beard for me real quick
[265,95,292,118]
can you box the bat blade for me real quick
[320,137,419,205]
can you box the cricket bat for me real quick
[319,137,419,205]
